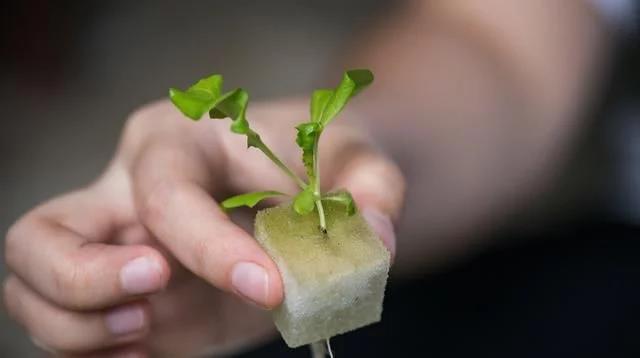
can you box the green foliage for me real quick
[170,77,251,139]
[295,69,374,192]
[169,69,374,231]
[295,122,321,179]
[314,69,374,126]
[293,188,316,215]
[170,75,305,188]
[169,75,223,120]
[310,89,333,123]
[221,191,285,210]
[322,191,356,215]
[208,89,250,135]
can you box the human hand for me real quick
[3,98,404,357]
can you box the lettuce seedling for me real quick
[169,70,373,232]
[169,70,389,351]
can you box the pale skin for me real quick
[3,0,607,357]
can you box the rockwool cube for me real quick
[254,202,390,348]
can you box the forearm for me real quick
[347,0,610,273]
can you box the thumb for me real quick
[330,148,405,260]
[361,207,397,261]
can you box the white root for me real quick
[310,338,334,358]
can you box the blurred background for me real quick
[1,1,639,357]
[0,1,387,355]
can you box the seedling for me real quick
[169,70,390,352]
[169,70,371,229]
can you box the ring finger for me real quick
[3,275,150,354]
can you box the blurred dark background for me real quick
[1,1,639,357]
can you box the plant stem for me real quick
[312,133,327,232]
[316,198,327,233]
[252,134,307,190]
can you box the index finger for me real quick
[132,140,284,309]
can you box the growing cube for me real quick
[254,202,390,348]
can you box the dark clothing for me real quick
[242,220,640,358]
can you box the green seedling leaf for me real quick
[169,75,223,120]
[295,122,321,179]
[318,69,374,127]
[170,69,374,232]
[310,89,333,123]
[209,89,251,135]
[221,191,285,211]
[322,190,357,215]
[170,74,251,135]
[293,187,316,215]
[170,74,307,190]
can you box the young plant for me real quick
[170,69,389,351]
[169,70,373,232]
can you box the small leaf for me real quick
[319,69,374,127]
[322,190,357,215]
[170,74,306,189]
[293,187,316,215]
[295,122,321,179]
[310,89,333,123]
[209,89,250,135]
[169,74,223,120]
[169,75,252,135]
[220,191,285,211]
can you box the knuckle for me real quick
[28,303,97,353]
[140,179,176,227]
[45,314,96,353]
[52,258,93,308]
[190,236,211,279]
[4,217,29,271]
[193,226,247,286]
[125,101,161,131]
[41,330,81,353]
[4,225,19,270]
[2,277,19,320]
[123,100,173,146]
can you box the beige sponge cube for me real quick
[254,202,390,348]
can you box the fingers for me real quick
[5,211,170,310]
[137,178,284,309]
[330,148,405,220]
[3,276,150,354]
[339,151,404,259]
[133,143,283,309]
[324,128,406,258]
[61,345,148,358]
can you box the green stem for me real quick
[312,132,327,232]
[316,197,327,233]
[251,133,307,190]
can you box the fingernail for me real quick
[231,262,269,308]
[30,336,53,353]
[120,256,163,295]
[105,305,146,336]
[361,208,396,259]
